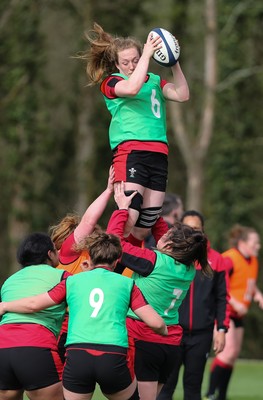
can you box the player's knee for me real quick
[124,191,143,212]
[135,207,162,228]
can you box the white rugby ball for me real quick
[150,28,180,67]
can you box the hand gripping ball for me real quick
[150,28,180,67]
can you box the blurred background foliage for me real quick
[0,0,262,357]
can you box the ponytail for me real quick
[159,222,213,278]
[76,22,142,85]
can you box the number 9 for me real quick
[89,288,104,318]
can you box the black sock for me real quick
[217,366,233,400]
[206,364,223,396]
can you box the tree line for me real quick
[0,0,262,357]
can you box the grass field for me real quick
[24,359,263,400]
[199,359,263,400]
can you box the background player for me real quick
[205,224,263,400]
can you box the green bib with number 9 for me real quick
[65,268,134,347]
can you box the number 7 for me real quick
[164,288,183,315]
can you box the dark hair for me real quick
[74,231,122,267]
[228,224,258,248]
[161,193,182,217]
[181,210,205,229]
[160,222,212,277]
[17,233,55,268]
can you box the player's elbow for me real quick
[123,82,141,97]
[152,318,167,335]
[127,87,140,96]
[178,91,190,102]
[183,92,190,101]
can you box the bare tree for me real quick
[169,0,217,211]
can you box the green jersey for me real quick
[127,251,196,325]
[103,73,167,150]
[65,268,134,347]
[0,265,66,337]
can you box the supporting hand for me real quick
[107,165,115,193]
[114,181,137,210]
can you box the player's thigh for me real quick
[0,389,23,400]
[26,381,63,400]
[142,188,165,208]
[218,320,244,364]
[63,387,93,400]
[138,381,158,400]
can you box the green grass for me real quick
[201,359,263,400]
[24,359,263,400]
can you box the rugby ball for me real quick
[150,28,180,67]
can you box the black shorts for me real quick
[231,316,244,328]
[134,340,181,383]
[113,150,168,192]
[0,347,63,390]
[63,344,133,394]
